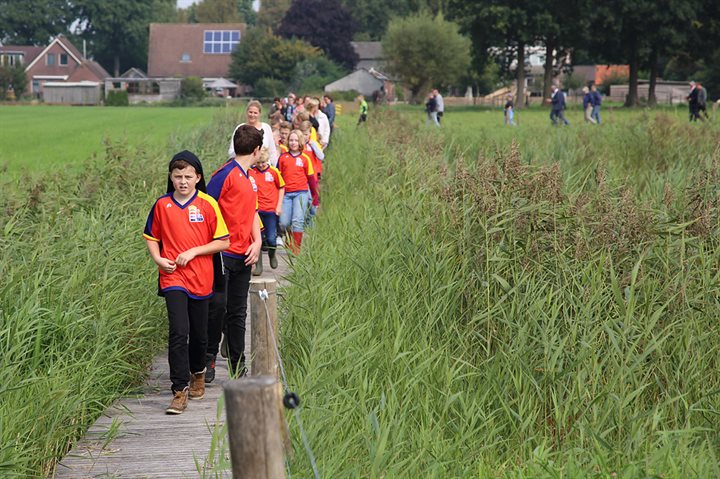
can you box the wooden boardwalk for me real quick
[53,251,291,479]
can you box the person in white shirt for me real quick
[227,100,279,166]
[307,98,331,149]
[432,88,444,124]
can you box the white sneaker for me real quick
[276,237,284,247]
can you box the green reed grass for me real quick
[0,108,241,477]
[279,109,720,477]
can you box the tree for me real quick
[228,27,320,88]
[257,0,292,32]
[340,0,448,40]
[0,0,77,45]
[382,13,470,102]
[194,0,243,23]
[448,0,546,109]
[0,64,28,99]
[278,0,358,70]
[75,0,175,77]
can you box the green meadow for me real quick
[0,105,224,175]
[2,103,720,477]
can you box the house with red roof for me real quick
[0,34,109,100]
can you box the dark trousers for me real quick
[258,211,278,249]
[165,290,208,393]
[551,109,569,125]
[207,254,251,374]
[437,111,444,124]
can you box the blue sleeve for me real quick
[207,164,231,201]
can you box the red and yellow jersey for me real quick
[144,191,229,299]
[207,161,258,259]
[310,127,318,144]
[250,165,285,213]
[278,143,289,154]
[278,151,314,193]
[304,141,322,177]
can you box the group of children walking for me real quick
[144,97,333,414]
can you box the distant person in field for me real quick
[144,151,230,414]
[550,85,569,126]
[582,86,596,124]
[433,88,444,124]
[206,125,263,382]
[249,148,285,275]
[697,82,709,120]
[284,93,296,122]
[590,83,602,124]
[322,95,336,133]
[425,92,439,126]
[504,93,515,126]
[228,100,279,166]
[357,95,368,125]
[687,81,702,122]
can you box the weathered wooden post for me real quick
[249,279,279,378]
[224,377,286,479]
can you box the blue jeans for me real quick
[279,191,309,233]
[551,109,569,126]
[591,105,601,124]
[258,211,278,249]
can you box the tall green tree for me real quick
[382,12,470,102]
[75,0,175,76]
[257,0,292,32]
[184,0,256,24]
[278,0,358,70]
[228,27,319,87]
[448,0,543,109]
[0,0,77,45]
[340,0,448,40]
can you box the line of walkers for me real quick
[144,96,334,414]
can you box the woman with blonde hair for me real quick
[227,100,279,166]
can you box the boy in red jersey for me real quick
[205,125,263,379]
[144,151,230,414]
[277,129,318,254]
[249,149,285,275]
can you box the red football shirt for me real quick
[207,161,258,258]
[144,191,229,299]
[278,151,314,193]
[249,165,285,213]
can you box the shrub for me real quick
[181,76,207,100]
[253,77,287,98]
[105,90,129,106]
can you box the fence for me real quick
[224,278,319,479]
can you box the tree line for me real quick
[1,0,719,105]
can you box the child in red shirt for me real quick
[277,130,317,253]
[249,149,285,274]
[144,151,229,414]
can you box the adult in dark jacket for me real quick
[425,93,439,126]
[590,84,602,124]
[582,86,596,124]
[550,85,569,126]
[322,95,336,132]
[687,82,701,122]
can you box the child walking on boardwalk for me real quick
[277,129,317,254]
[205,125,263,380]
[143,151,230,414]
[249,149,285,275]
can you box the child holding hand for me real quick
[249,149,285,274]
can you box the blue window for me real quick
[47,53,55,65]
[203,30,240,55]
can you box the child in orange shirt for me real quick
[144,151,230,414]
[249,149,285,274]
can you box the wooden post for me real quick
[250,279,279,378]
[225,377,286,479]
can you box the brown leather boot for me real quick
[166,387,188,414]
[189,369,206,400]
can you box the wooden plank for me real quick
[52,251,290,478]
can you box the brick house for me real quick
[0,35,109,98]
[148,23,246,79]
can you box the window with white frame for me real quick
[203,30,240,54]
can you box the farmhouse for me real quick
[0,35,109,102]
[147,23,245,97]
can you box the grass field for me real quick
[0,105,229,175]
[2,103,720,477]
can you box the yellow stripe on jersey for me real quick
[270,166,286,188]
[198,191,230,240]
[302,152,315,176]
